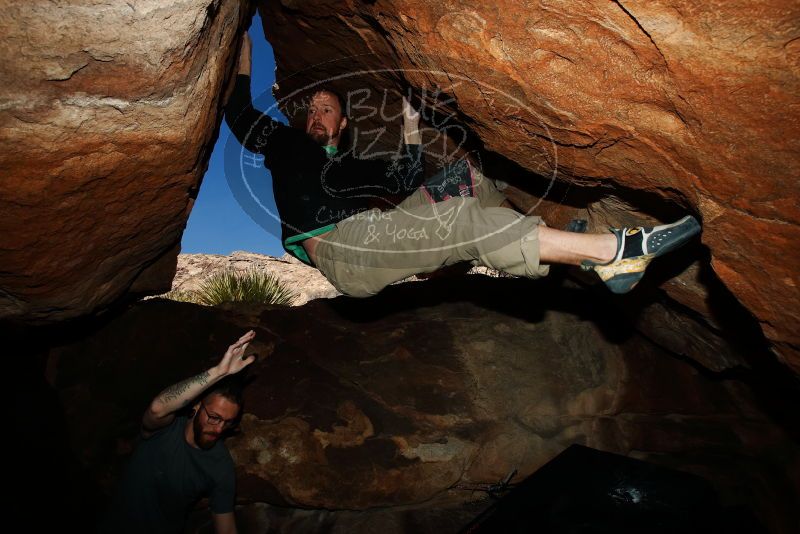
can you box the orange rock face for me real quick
[0,1,250,323]
[2,1,798,371]
[261,0,800,369]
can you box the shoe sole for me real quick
[645,215,701,258]
[597,215,701,294]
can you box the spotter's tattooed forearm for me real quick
[157,370,211,408]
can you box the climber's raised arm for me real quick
[224,33,287,154]
[238,32,252,78]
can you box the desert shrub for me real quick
[194,269,296,306]
[157,269,295,306]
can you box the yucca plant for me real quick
[194,268,296,306]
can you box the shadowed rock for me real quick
[49,277,799,530]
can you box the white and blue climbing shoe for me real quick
[581,215,701,294]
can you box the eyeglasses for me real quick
[200,402,237,429]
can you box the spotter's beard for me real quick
[192,415,220,450]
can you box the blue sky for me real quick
[181,13,285,256]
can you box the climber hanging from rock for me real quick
[224,33,700,297]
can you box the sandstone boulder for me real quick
[260,0,800,371]
[0,0,251,322]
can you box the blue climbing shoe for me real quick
[581,215,701,294]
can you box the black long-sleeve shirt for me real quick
[224,74,424,264]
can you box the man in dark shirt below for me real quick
[225,35,700,297]
[101,331,256,534]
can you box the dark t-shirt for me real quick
[100,415,235,534]
[224,74,425,259]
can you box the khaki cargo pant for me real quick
[314,168,549,297]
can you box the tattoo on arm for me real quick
[159,370,211,408]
